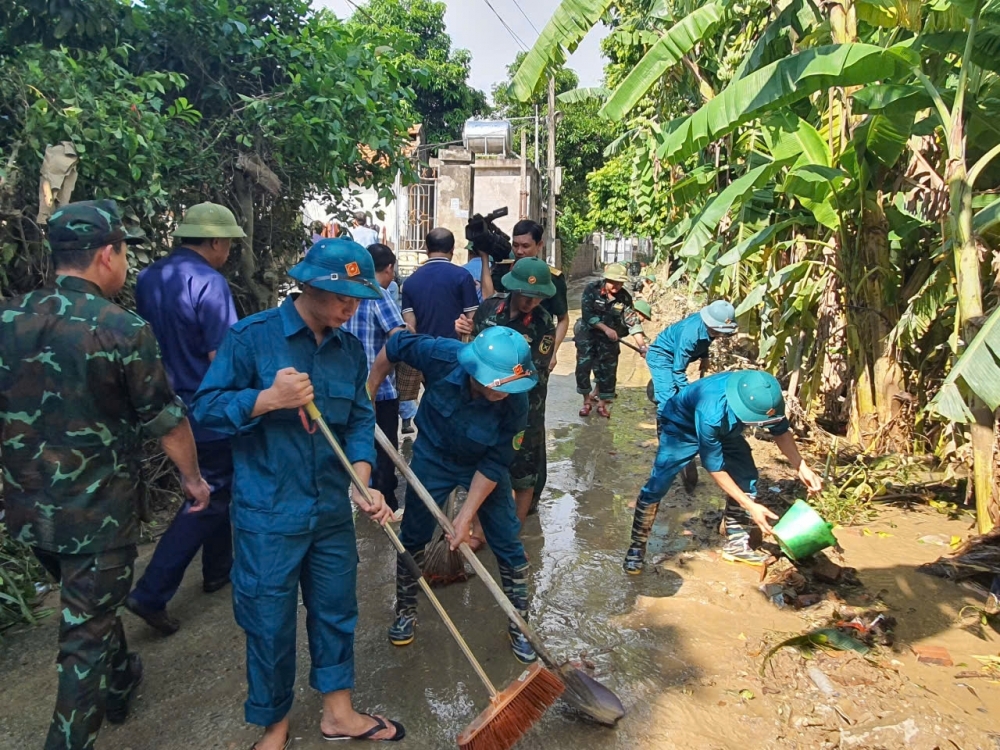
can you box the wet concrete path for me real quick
[2,280,997,749]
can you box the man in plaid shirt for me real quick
[342,243,407,509]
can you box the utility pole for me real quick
[519,128,528,219]
[546,75,559,267]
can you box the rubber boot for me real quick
[720,497,768,566]
[623,500,659,574]
[498,562,536,664]
[389,548,423,646]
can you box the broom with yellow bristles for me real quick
[302,403,563,750]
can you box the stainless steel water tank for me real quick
[463,119,513,156]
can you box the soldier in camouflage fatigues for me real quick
[576,264,649,419]
[0,200,210,750]
[471,257,556,522]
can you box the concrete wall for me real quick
[471,157,541,238]
[568,237,600,279]
[432,149,475,264]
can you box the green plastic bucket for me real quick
[772,500,838,561]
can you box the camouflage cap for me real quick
[47,200,146,252]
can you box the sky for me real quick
[314,0,609,99]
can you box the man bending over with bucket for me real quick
[623,370,823,573]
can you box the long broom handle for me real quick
[374,425,563,671]
[303,403,499,700]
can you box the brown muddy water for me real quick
[1,282,998,749]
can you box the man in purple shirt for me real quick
[125,202,244,635]
[400,228,479,338]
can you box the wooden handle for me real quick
[373,425,562,670]
[304,403,498,699]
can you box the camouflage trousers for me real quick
[575,334,621,401]
[33,545,137,750]
[511,375,548,492]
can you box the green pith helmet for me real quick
[634,299,653,320]
[501,257,556,299]
[726,370,785,426]
[173,202,247,239]
[644,272,656,282]
[47,200,146,252]
[457,326,538,394]
[288,238,381,300]
[700,300,738,334]
[603,263,628,283]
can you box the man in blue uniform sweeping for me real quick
[623,370,823,573]
[192,239,403,749]
[366,326,538,664]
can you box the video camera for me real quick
[465,206,512,264]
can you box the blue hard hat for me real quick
[725,370,785,425]
[700,300,738,334]
[288,238,381,299]
[457,327,538,394]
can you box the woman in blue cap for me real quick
[193,239,403,748]
[367,326,539,664]
[623,370,823,573]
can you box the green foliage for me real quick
[347,0,488,144]
[928,305,1000,422]
[0,525,51,636]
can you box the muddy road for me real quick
[1,281,998,749]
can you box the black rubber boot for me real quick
[498,563,536,664]
[389,548,423,646]
[623,500,659,574]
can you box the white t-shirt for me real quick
[349,225,379,248]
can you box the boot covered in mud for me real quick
[498,562,537,664]
[389,548,423,646]
[720,499,768,566]
[624,500,659,574]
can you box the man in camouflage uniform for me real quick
[0,200,210,750]
[461,257,556,522]
[575,263,649,419]
[478,219,567,513]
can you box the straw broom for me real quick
[423,489,471,586]
[302,403,563,750]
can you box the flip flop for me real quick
[249,734,291,750]
[323,713,406,742]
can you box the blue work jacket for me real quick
[648,312,712,412]
[661,372,789,473]
[192,297,377,535]
[385,332,528,483]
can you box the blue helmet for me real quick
[457,327,538,394]
[725,370,785,425]
[288,238,381,299]
[700,300,738,334]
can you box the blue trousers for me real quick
[400,448,526,570]
[130,444,233,611]
[637,418,759,510]
[231,515,358,727]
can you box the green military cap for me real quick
[173,201,247,239]
[603,263,629,283]
[643,272,656,282]
[47,199,146,252]
[501,257,556,299]
[634,299,653,320]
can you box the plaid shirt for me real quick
[342,286,406,401]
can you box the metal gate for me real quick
[395,167,437,279]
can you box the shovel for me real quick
[374,425,627,726]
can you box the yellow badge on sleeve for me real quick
[513,431,525,450]
[539,335,554,355]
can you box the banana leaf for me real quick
[718,219,800,266]
[918,30,1000,74]
[762,111,831,169]
[600,3,724,121]
[856,0,924,31]
[780,165,848,231]
[928,305,1000,423]
[760,627,871,675]
[557,86,610,103]
[734,0,824,80]
[511,0,613,101]
[656,43,920,163]
[975,196,1000,234]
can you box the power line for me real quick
[481,0,530,51]
[507,0,541,36]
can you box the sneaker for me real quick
[507,627,537,664]
[203,574,230,594]
[125,596,180,636]
[721,536,769,566]
[105,653,143,724]
[623,544,645,575]
[401,418,415,435]
[388,613,416,646]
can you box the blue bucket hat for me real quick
[457,327,538,394]
[700,300,738,334]
[288,238,381,300]
[725,370,785,426]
